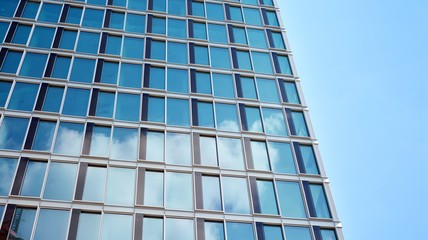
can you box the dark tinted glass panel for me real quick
[226,222,254,240]
[148,66,165,89]
[19,52,48,78]
[0,0,19,17]
[0,81,12,107]
[70,58,96,83]
[262,108,287,136]
[8,82,38,111]
[196,71,211,94]
[12,24,31,44]
[213,73,234,98]
[167,68,188,93]
[43,162,77,201]
[126,13,145,33]
[268,142,296,174]
[89,126,111,157]
[82,166,106,202]
[62,88,90,116]
[100,61,119,84]
[210,47,230,69]
[284,226,312,240]
[123,37,144,59]
[215,103,239,132]
[168,0,186,16]
[110,12,124,29]
[257,180,279,214]
[20,161,47,197]
[53,122,84,155]
[32,121,56,151]
[167,98,189,126]
[77,32,100,54]
[206,3,224,20]
[0,22,9,41]
[1,51,22,74]
[22,2,39,19]
[165,133,191,165]
[168,42,187,64]
[0,157,17,195]
[59,30,77,50]
[51,56,71,79]
[38,3,62,23]
[148,96,165,123]
[0,117,29,150]
[110,127,138,160]
[105,35,122,55]
[8,208,37,240]
[34,209,69,240]
[208,24,227,44]
[42,86,63,112]
[309,184,331,218]
[82,8,104,28]
[105,168,136,205]
[66,7,83,24]
[168,19,186,38]
[115,93,140,122]
[277,181,306,218]
[119,63,142,88]
[217,138,244,170]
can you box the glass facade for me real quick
[0,0,341,239]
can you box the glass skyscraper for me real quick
[0,0,343,239]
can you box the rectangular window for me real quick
[59,29,77,50]
[284,226,312,240]
[0,50,22,74]
[299,145,319,174]
[236,50,252,70]
[115,93,140,122]
[8,208,37,240]
[256,180,279,215]
[206,3,224,21]
[76,212,101,240]
[143,171,164,206]
[166,132,191,165]
[82,166,106,202]
[167,68,188,93]
[101,214,133,240]
[126,13,146,33]
[150,40,166,60]
[213,73,234,98]
[215,103,240,132]
[41,86,63,112]
[22,1,39,19]
[89,125,111,157]
[0,81,12,107]
[147,96,165,123]
[276,55,293,75]
[153,0,166,12]
[167,98,189,127]
[166,172,193,210]
[0,117,29,150]
[0,22,9,42]
[77,32,100,54]
[167,42,187,64]
[43,162,78,201]
[70,58,96,83]
[129,0,147,10]
[263,225,284,240]
[309,184,331,218]
[38,3,62,23]
[147,66,165,90]
[245,106,263,133]
[143,217,163,240]
[12,24,31,45]
[19,52,48,78]
[168,0,186,16]
[271,31,286,49]
[195,71,211,94]
[168,18,187,38]
[247,28,268,49]
[321,229,338,240]
[32,120,56,151]
[199,136,218,166]
[34,209,70,240]
[191,0,204,17]
[105,167,136,206]
[110,127,138,161]
[266,10,279,26]
[193,22,207,40]
[109,12,125,29]
[290,111,309,136]
[202,175,222,211]
[257,78,280,103]
[152,16,166,35]
[53,122,84,156]
[210,47,231,69]
[194,45,209,65]
[105,35,122,55]
[0,157,18,196]
[51,56,71,79]
[166,218,194,240]
[229,6,243,22]
[217,137,245,170]
[267,142,297,174]
[283,81,301,104]
[146,131,164,162]
[243,8,262,26]
[66,7,83,24]
[8,82,39,111]
[0,0,19,18]
[62,88,90,117]
[95,91,115,118]
[100,61,119,84]
[204,221,225,240]
[232,26,247,45]
[252,51,273,74]
[208,24,228,44]
[226,222,254,240]
[277,181,306,218]
[123,37,144,59]
[82,8,104,28]
[262,108,287,136]
[197,101,215,128]
[250,141,270,171]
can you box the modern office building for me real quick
[0,0,342,239]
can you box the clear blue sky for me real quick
[278,1,428,239]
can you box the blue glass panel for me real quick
[197,102,214,128]
[248,29,268,48]
[0,157,17,195]
[42,86,64,112]
[20,161,47,197]
[167,98,189,126]
[263,0,274,6]
[208,24,227,44]
[62,88,90,116]
[110,12,124,29]
[264,225,284,240]
[284,226,312,240]
[252,52,273,74]
[167,68,188,93]
[0,22,9,41]
[0,81,12,107]
[126,13,145,33]
[291,111,309,136]
[272,31,286,49]
[77,32,100,54]
[12,24,31,44]
[0,206,3,218]
[321,229,337,240]
[128,0,146,10]
[112,0,126,7]
[191,1,204,17]
[245,106,263,132]
[240,77,257,99]
[82,8,104,28]
[168,0,186,16]
[66,7,83,24]
[89,126,111,157]
[277,55,293,75]
[168,19,186,38]
[152,16,166,34]
[236,50,252,70]
[8,208,37,240]
[210,47,230,69]
[148,66,165,89]
[151,40,166,60]
[76,213,101,240]
[32,121,56,151]
[262,108,287,136]
[233,27,247,44]
[105,35,122,55]
[53,122,84,155]
[193,22,207,40]
[226,222,254,240]
[223,179,250,214]
[82,166,106,202]
[29,26,55,49]
[100,61,119,84]
[43,162,77,201]
[250,141,270,171]
[202,176,221,210]
[0,51,22,74]
[268,142,296,174]
[87,0,106,5]
[148,97,165,123]
[105,168,136,205]
[123,37,144,59]
[143,217,163,240]
[309,184,331,218]
[243,8,262,26]
[115,93,140,122]
[153,0,166,12]
[146,131,164,162]
[8,82,38,111]
[215,103,239,132]
[59,30,77,50]
[110,127,138,160]
[218,138,245,170]
[165,218,194,240]
[34,209,69,240]
[284,82,300,104]
[205,222,225,240]
[267,11,279,26]
[206,3,224,21]
[1,0,18,17]
[277,181,307,218]
[195,45,209,65]
[300,145,319,174]
[119,63,142,88]
[52,56,71,79]
[95,91,115,118]
[19,52,48,78]
[257,180,279,214]
[70,58,96,83]
[165,172,193,209]
[22,2,39,19]
[242,0,258,5]
[38,3,62,23]
[213,73,234,98]
[229,6,243,22]
[257,78,279,103]
[168,42,187,64]
[196,71,211,94]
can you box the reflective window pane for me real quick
[101,214,133,240]
[229,6,243,22]
[300,145,319,174]
[12,24,31,44]
[262,108,287,136]
[166,132,191,165]
[123,37,144,59]
[210,47,231,69]
[43,162,77,201]
[144,171,164,206]
[70,58,96,83]
[153,0,166,12]
[206,3,224,21]
[193,22,207,40]
[166,218,194,240]
[76,32,100,54]
[66,7,82,24]
[151,40,166,60]
[110,127,138,161]
[32,121,56,151]
[1,0,18,17]
[202,176,222,211]
[0,50,22,74]
[109,12,124,30]
[119,63,142,88]
[41,86,63,113]
[8,208,36,240]
[205,221,225,240]
[277,55,292,75]
[95,91,115,118]
[105,35,122,55]
[53,122,84,156]
[82,166,106,202]
[257,78,279,103]
[226,222,254,240]
[284,226,312,240]
[167,98,189,126]
[240,77,257,99]
[250,141,270,171]
[168,0,186,16]
[165,172,193,210]
[208,24,227,44]
[19,52,48,78]
[59,30,77,50]
[89,126,111,157]
[245,106,263,133]
[34,209,69,240]
[167,42,187,64]
[199,136,217,166]
[22,2,39,19]
[268,142,296,174]
[272,31,286,49]
[38,3,62,23]
[146,131,164,162]
[195,72,211,94]
[263,225,284,240]
[217,137,244,170]
[8,82,38,111]
[236,50,252,70]
[284,82,300,104]
[82,8,104,28]
[167,68,188,93]
[257,180,279,215]
[215,103,239,132]
[62,88,90,116]
[0,81,12,107]
[252,52,273,74]
[143,217,163,240]
[309,184,331,218]
[321,229,338,240]
[52,56,71,79]
[100,61,119,84]
[168,19,186,38]
[0,157,17,196]
[76,213,101,240]
[0,117,29,150]
[152,16,166,35]
[276,181,306,218]
[194,45,209,65]
[247,28,268,49]
[266,10,279,26]
[197,102,214,128]
[147,96,165,123]
[20,161,47,197]
[29,26,55,49]
[232,27,247,44]
[191,1,204,17]
[148,66,165,90]
[105,168,136,206]
[115,93,140,122]
[222,177,250,214]
[291,111,309,136]
[213,73,234,98]
[128,0,147,11]
[243,8,262,26]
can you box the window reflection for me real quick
[53,122,84,156]
[143,217,163,240]
[62,88,90,117]
[202,176,222,211]
[300,145,319,174]
[166,132,191,165]
[115,93,140,122]
[0,117,29,150]
[268,142,297,174]
[226,222,254,240]
[276,181,306,218]
[166,218,194,240]
[8,82,39,111]
[32,121,56,151]
[165,172,193,210]
[146,131,165,162]
[167,98,189,126]
[34,209,69,240]
[309,184,331,218]
[263,225,284,240]
[217,138,245,170]
[0,157,17,196]
[215,103,239,132]
[291,111,309,136]
[250,141,270,171]
[76,212,101,240]
[89,126,111,157]
[197,101,215,128]
[245,106,263,133]
[284,226,312,240]
[20,161,47,197]
[257,78,279,103]
[199,136,218,166]
[321,229,338,240]
[105,168,135,206]
[82,166,106,202]
[101,214,133,240]
[262,108,287,136]
[43,162,77,201]
[110,127,138,161]
[144,171,164,206]
[222,177,251,214]
[205,221,225,240]
[257,180,279,215]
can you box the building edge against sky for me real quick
[0,0,343,239]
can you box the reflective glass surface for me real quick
[284,226,312,240]
[166,132,191,165]
[89,126,111,157]
[166,172,193,210]
[123,37,144,59]
[53,122,84,155]
[147,96,165,123]
[168,42,187,64]
[213,73,234,98]
[206,3,224,21]
[226,222,254,240]
[215,103,239,132]
[262,108,287,136]
[105,168,136,206]
[82,166,106,202]
[300,145,319,174]
[109,12,124,29]
[100,61,119,84]
[167,98,189,126]
[236,50,252,70]
[194,45,209,65]
[32,121,56,151]
[12,24,31,44]
[0,157,17,196]
[101,214,133,240]
[268,142,297,174]
[168,0,186,16]
[105,35,122,55]
[29,26,55,49]
[233,27,247,44]
[143,217,163,240]
[284,82,300,104]
[264,225,284,240]
[197,101,214,128]
[266,11,279,26]
[211,47,231,69]
[167,68,188,93]
[43,162,77,201]
[0,0,17,17]
[243,8,262,26]
[247,28,268,49]
[166,218,194,240]
[0,22,9,42]
[8,208,36,240]
[62,88,90,116]
[41,86,63,112]
[202,176,222,210]
[250,141,270,171]
[148,66,165,89]
[38,3,61,23]
[19,52,48,78]
[0,50,22,74]
[277,55,292,75]
[222,177,250,214]
[208,24,227,44]
[309,184,331,218]
[66,7,83,24]
[193,22,207,40]
[257,180,279,215]
[76,213,101,240]
[8,82,38,111]
[276,181,306,218]
[0,117,29,150]
[153,0,166,12]
[152,16,166,35]
[95,91,115,118]
[321,229,338,240]
[191,1,204,17]
[82,8,104,28]
[70,58,96,83]
[257,78,279,103]
[245,106,263,133]
[77,32,100,54]
[0,81,11,107]
[291,111,309,136]
[59,30,77,50]
[22,2,39,19]
[128,0,147,11]
[205,221,225,240]
[146,131,164,162]
[229,6,243,22]
[272,31,286,49]
[34,209,69,240]
[151,40,166,60]
[115,93,140,122]
[199,136,217,166]
[195,72,211,94]
[168,19,187,38]
[240,77,257,99]
[217,137,244,169]
[144,171,164,206]
[110,127,138,160]
[52,56,71,79]
[252,52,273,74]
